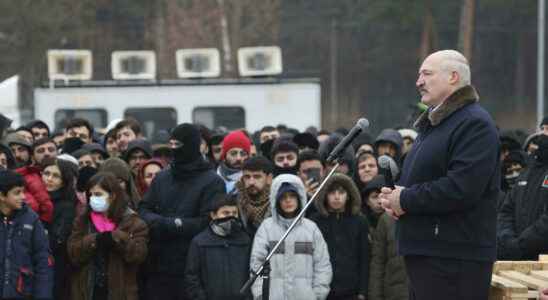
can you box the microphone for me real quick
[378,155,395,189]
[326,118,370,163]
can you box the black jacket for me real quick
[139,159,226,276]
[310,173,370,297]
[397,85,500,262]
[184,227,251,300]
[497,162,548,260]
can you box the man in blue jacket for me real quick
[380,50,500,300]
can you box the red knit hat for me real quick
[221,130,251,160]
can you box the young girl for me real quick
[68,172,149,300]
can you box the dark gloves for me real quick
[497,238,523,260]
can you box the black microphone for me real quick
[378,155,395,189]
[326,118,370,163]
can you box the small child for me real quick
[185,196,252,299]
[0,169,53,299]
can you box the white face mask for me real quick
[90,195,110,213]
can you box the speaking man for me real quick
[380,50,500,300]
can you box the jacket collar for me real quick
[414,85,479,130]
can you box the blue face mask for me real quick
[90,195,110,213]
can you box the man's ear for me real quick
[209,211,216,220]
[266,174,273,185]
[449,71,460,85]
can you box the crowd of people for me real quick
[0,99,547,300]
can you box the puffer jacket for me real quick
[16,165,54,223]
[0,204,53,299]
[368,213,408,300]
[310,173,369,298]
[250,174,332,300]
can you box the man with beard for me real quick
[497,134,548,260]
[3,132,32,167]
[271,137,300,177]
[139,123,225,300]
[217,130,251,193]
[236,156,273,237]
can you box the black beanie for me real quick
[62,137,85,155]
[541,116,548,128]
[170,123,202,164]
[270,138,299,159]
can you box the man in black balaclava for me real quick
[498,134,548,260]
[139,123,226,300]
[270,138,299,177]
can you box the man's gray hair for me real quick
[436,50,471,87]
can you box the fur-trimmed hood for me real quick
[414,85,480,130]
[315,173,362,217]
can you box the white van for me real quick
[34,78,321,137]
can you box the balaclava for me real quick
[171,123,202,164]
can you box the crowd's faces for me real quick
[211,143,223,162]
[0,186,25,213]
[52,134,65,148]
[106,136,119,157]
[416,53,457,107]
[377,142,397,158]
[16,130,34,144]
[225,148,249,169]
[42,164,63,192]
[542,124,548,136]
[66,126,91,144]
[10,144,30,165]
[259,130,280,144]
[242,170,272,196]
[358,156,378,184]
[31,127,49,141]
[210,205,239,220]
[91,152,105,167]
[367,190,384,214]
[327,187,348,212]
[143,163,162,187]
[273,151,297,168]
[89,185,113,206]
[78,154,96,169]
[33,142,57,166]
[128,149,149,174]
[357,144,374,156]
[402,137,414,154]
[116,126,138,152]
[0,153,7,169]
[279,191,299,215]
[317,134,330,144]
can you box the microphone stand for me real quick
[240,160,341,299]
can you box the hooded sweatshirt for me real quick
[250,174,332,300]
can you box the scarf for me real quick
[90,212,117,233]
[237,181,271,228]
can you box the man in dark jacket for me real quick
[184,197,251,300]
[139,123,226,300]
[0,169,53,300]
[497,134,548,260]
[380,50,500,300]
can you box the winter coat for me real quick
[397,85,500,262]
[16,165,54,223]
[184,226,251,300]
[310,173,369,298]
[497,161,548,260]
[368,213,408,300]
[250,174,332,300]
[67,208,149,300]
[0,205,53,299]
[139,159,226,277]
[49,190,77,300]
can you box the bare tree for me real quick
[458,0,476,61]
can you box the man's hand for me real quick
[305,178,320,197]
[540,288,548,300]
[380,186,406,220]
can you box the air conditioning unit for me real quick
[47,50,93,81]
[176,48,221,78]
[111,51,156,80]
[238,46,282,77]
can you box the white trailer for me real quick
[34,78,321,137]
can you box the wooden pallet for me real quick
[489,255,548,300]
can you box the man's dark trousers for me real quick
[405,255,493,300]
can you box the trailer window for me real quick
[124,107,177,139]
[54,109,107,131]
[193,106,245,130]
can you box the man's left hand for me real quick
[380,186,406,219]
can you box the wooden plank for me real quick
[539,255,548,262]
[495,261,516,273]
[531,271,548,281]
[527,290,539,299]
[513,261,542,274]
[499,271,548,290]
[491,274,529,293]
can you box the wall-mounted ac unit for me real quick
[47,50,93,81]
[237,46,282,77]
[111,51,156,80]
[176,48,221,78]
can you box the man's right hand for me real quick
[541,288,548,300]
[305,178,320,197]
